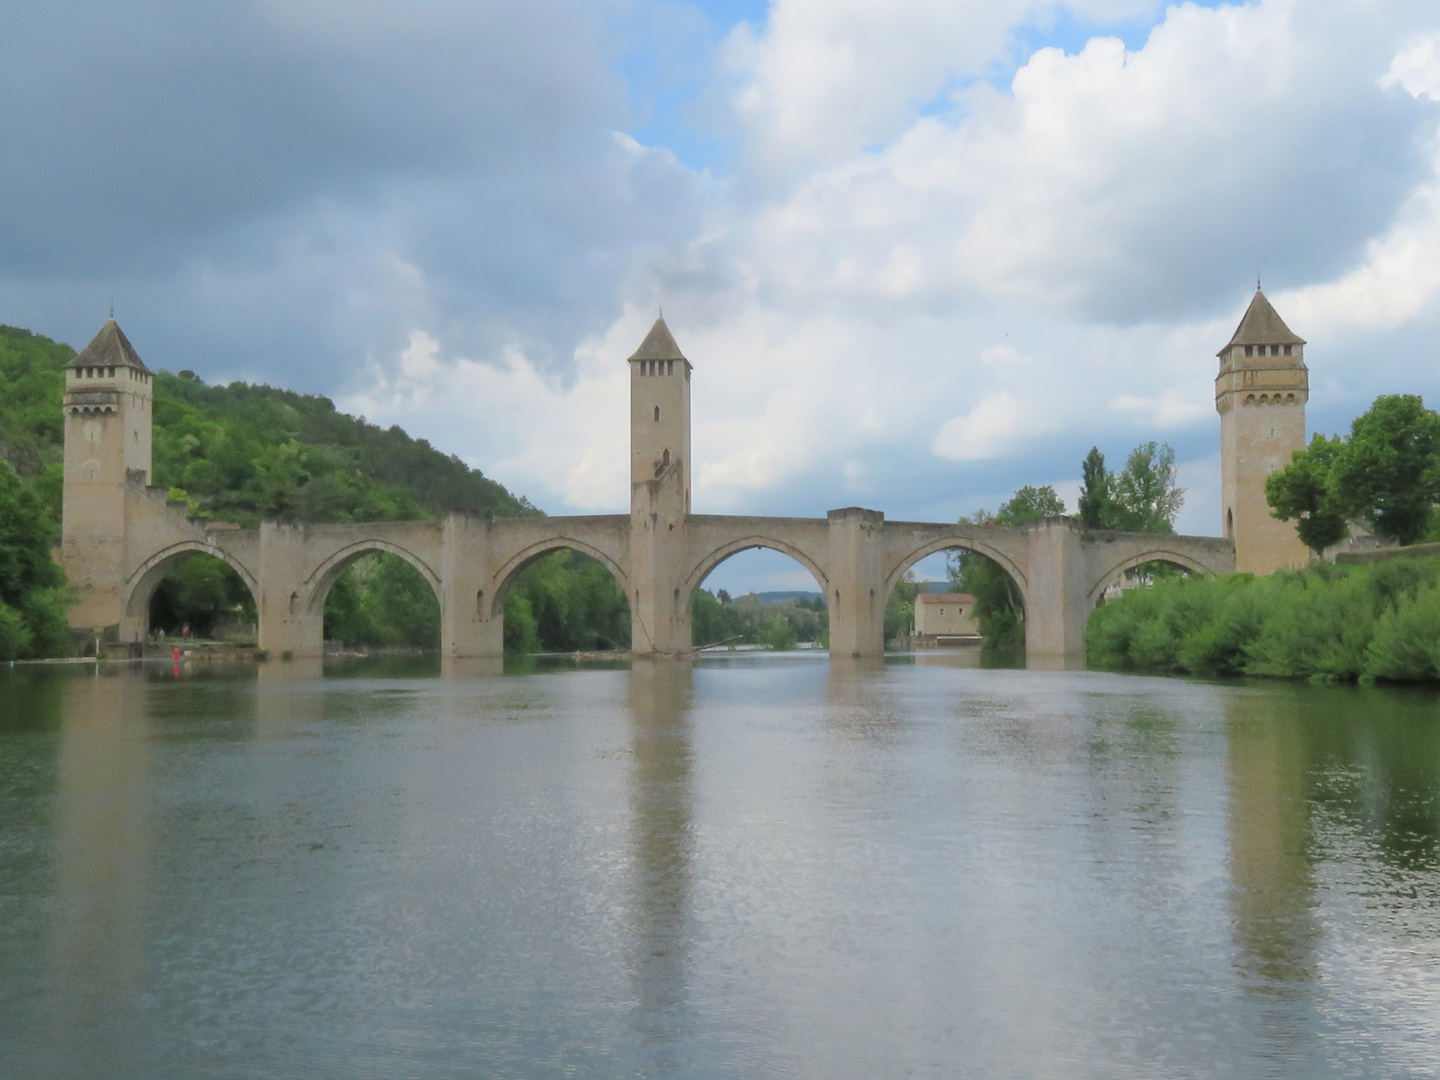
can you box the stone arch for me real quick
[882,535,1028,601]
[684,535,830,595]
[301,539,442,616]
[1087,549,1218,604]
[124,541,259,619]
[489,537,631,619]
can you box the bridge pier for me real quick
[440,515,503,658]
[256,522,324,658]
[1024,519,1090,670]
[826,508,887,658]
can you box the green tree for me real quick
[1001,484,1067,522]
[503,593,540,654]
[320,553,441,650]
[948,486,1064,652]
[322,571,369,646]
[501,550,630,653]
[691,587,827,649]
[1265,434,1349,556]
[692,588,741,647]
[149,556,256,638]
[1111,442,1184,533]
[364,555,442,648]
[0,465,71,659]
[1331,394,1440,545]
[1078,446,1112,529]
[885,572,920,642]
[760,614,798,650]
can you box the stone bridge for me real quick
[59,316,1236,667]
[92,487,1234,666]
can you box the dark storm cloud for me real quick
[0,0,701,384]
[0,1,617,270]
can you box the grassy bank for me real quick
[1086,555,1440,683]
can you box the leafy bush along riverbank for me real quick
[1086,555,1440,682]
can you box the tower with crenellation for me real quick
[627,316,693,652]
[1215,289,1310,574]
[59,320,156,631]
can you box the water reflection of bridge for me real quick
[59,318,1234,666]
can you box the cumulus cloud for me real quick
[1382,32,1440,102]
[1108,385,1212,429]
[272,0,1440,520]
[934,393,1034,461]
[7,0,1440,538]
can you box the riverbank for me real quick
[1087,552,1440,682]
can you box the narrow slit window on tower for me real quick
[1245,345,1253,357]
[667,360,673,375]
[662,449,670,466]
[1283,344,1292,355]
[654,406,660,421]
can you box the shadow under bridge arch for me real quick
[124,541,260,620]
[302,539,443,615]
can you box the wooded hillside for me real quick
[0,323,534,530]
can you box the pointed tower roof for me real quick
[1218,290,1305,356]
[628,317,688,363]
[66,320,152,373]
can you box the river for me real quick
[1,654,1437,1079]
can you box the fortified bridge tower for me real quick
[1215,289,1310,575]
[58,315,1245,665]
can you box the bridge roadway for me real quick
[106,483,1234,666]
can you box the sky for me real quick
[5,0,1440,592]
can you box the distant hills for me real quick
[743,582,948,605]
[0,324,535,529]
[751,590,821,604]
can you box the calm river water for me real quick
[1,653,1438,1079]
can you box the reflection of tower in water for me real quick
[1226,695,1318,991]
[50,668,152,1073]
[625,659,696,1055]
